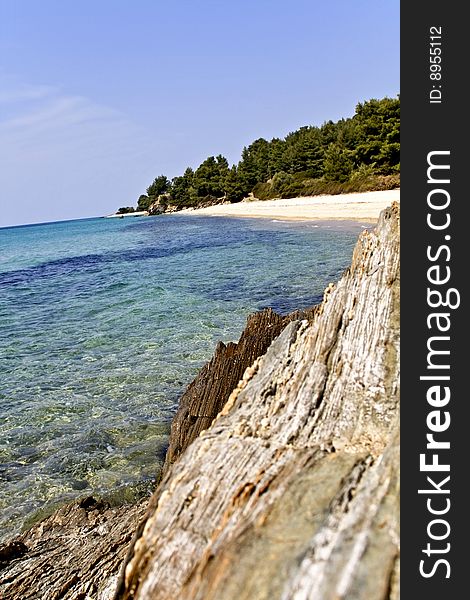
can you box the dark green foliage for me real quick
[252,181,272,201]
[170,168,195,206]
[132,96,399,212]
[236,146,259,194]
[146,175,171,198]
[323,144,353,182]
[351,97,400,173]
[224,166,245,203]
[283,127,324,176]
[137,194,151,211]
[137,176,171,211]
[242,139,271,184]
[192,156,229,198]
[271,172,295,196]
[116,206,135,214]
[260,173,400,200]
[267,138,288,176]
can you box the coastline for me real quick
[176,189,400,223]
[0,210,363,546]
[0,204,400,599]
[104,211,149,218]
[118,202,400,599]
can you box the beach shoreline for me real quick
[176,189,400,223]
[104,210,149,218]
[0,204,400,599]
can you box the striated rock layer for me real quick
[117,202,400,600]
[163,305,317,477]
[0,309,315,599]
[0,204,399,599]
[0,497,148,600]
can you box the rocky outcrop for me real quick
[147,196,169,215]
[148,194,231,215]
[0,203,400,600]
[0,310,314,600]
[117,202,400,600]
[163,306,317,476]
[0,497,148,600]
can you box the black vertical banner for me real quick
[401,2,467,597]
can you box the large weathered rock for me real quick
[162,306,317,476]
[0,312,314,600]
[0,497,148,600]
[1,204,400,600]
[117,202,400,600]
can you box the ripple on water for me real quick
[0,214,367,541]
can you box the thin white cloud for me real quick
[0,84,57,104]
[0,82,160,225]
[0,82,155,159]
[0,86,124,141]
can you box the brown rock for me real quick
[0,497,148,600]
[1,203,400,600]
[116,203,400,600]
[162,305,317,476]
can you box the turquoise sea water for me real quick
[0,213,368,541]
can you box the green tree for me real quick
[320,120,340,147]
[224,166,245,203]
[323,143,353,182]
[237,147,258,193]
[170,167,194,206]
[283,127,324,176]
[193,155,229,198]
[215,154,230,192]
[267,138,288,176]
[146,175,171,198]
[237,139,271,189]
[351,97,400,173]
[127,94,399,213]
[137,194,151,211]
[270,171,295,196]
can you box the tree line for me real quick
[120,96,399,215]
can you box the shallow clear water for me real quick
[0,214,368,540]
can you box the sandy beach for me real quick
[178,189,400,222]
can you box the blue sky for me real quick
[0,0,399,227]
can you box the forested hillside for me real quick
[134,96,399,213]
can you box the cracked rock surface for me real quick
[0,204,399,599]
[117,203,400,600]
[0,497,147,600]
[0,310,316,600]
[162,305,318,478]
